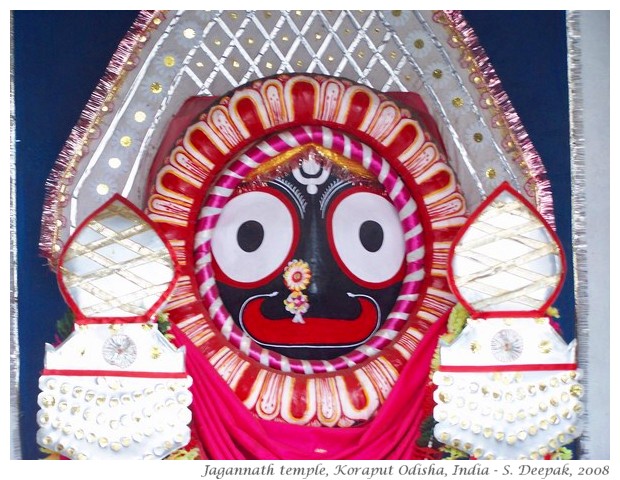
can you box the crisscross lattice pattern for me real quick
[60,201,175,318]
[451,190,562,313]
[188,10,416,94]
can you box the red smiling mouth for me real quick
[239,295,380,347]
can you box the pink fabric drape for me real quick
[172,313,447,459]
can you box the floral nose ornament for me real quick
[283,259,312,324]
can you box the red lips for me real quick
[241,296,379,346]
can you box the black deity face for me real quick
[210,148,406,360]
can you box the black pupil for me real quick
[359,220,383,252]
[237,220,264,253]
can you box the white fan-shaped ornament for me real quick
[449,183,565,315]
[434,183,583,460]
[37,195,192,460]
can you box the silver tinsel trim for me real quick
[566,10,589,459]
[10,12,23,460]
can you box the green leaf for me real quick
[56,311,75,340]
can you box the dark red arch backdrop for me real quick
[13,10,573,460]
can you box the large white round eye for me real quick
[328,190,405,287]
[211,190,297,286]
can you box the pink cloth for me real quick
[172,313,447,459]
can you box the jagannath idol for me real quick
[33,10,583,460]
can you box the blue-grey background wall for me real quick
[12,10,573,459]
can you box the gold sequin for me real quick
[570,384,583,397]
[150,82,163,94]
[247,38,254,45]
[389,51,397,59]
[282,35,289,42]
[473,132,483,143]
[163,55,175,67]
[96,184,109,196]
[233,60,240,68]
[328,55,334,62]
[392,10,402,17]
[153,18,161,26]
[230,12,238,19]
[539,340,552,354]
[120,136,132,147]
[296,60,303,67]
[470,341,481,353]
[214,39,221,46]
[266,62,273,69]
[414,39,424,49]
[183,28,196,39]
[151,347,162,359]
[486,168,496,179]
[452,97,464,108]
[432,69,443,79]
[134,111,146,123]
[264,11,272,18]
[108,157,121,169]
